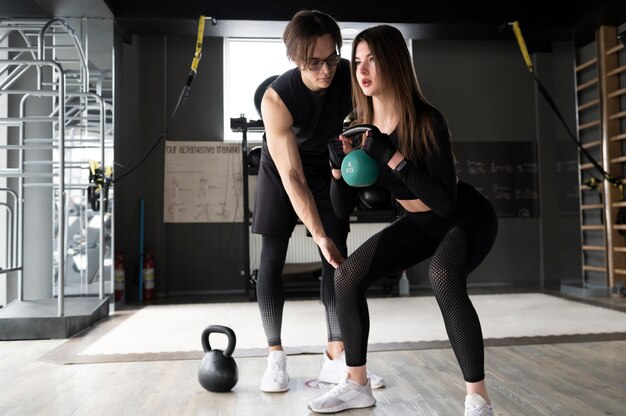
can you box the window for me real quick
[223,35,408,142]
[223,38,293,141]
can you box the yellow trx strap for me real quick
[510,21,533,73]
[192,16,205,74]
[184,15,206,91]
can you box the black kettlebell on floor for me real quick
[198,325,239,392]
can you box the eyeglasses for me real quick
[307,54,341,71]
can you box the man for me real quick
[252,9,383,392]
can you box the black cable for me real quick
[112,74,194,184]
[112,15,208,184]
[531,72,622,189]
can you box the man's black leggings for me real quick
[256,217,349,347]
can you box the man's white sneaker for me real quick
[318,350,385,389]
[260,350,289,392]
[366,371,385,389]
[464,393,494,416]
[318,350,346,384]
[308,375,376,413]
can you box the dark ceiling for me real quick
[4,0,626,47]
[105,0,626,44]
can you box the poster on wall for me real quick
[453,141,539,218]
[163,140,243,223]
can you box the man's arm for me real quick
[261,87,344,268]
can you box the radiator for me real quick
[248,223,388,272]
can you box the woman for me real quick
[308,25,498,416]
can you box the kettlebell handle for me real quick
[201,325,237,357]
[342,124,380,138]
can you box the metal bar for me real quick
[57,67,66,316]
[0,203,13,270]
[0,188,18,268]
[0,171,57,178]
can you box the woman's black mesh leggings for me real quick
[257,231,347,347]
[334,215,497,383]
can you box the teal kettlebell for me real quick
[341,149,379,187]
[341,124,380,188]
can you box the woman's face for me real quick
[354,40,380,97]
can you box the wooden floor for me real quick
[1,293,625,415]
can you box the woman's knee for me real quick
[334,261,366,295]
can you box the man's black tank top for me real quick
[260,58,352,171]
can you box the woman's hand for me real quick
[328,139,346,170]
[329,135,357,180]
[339,134,354,153]
[363,130,395,164]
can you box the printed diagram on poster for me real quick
[164,140,243,223]
[453,141,539,218]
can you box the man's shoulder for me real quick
[274,67,299,86]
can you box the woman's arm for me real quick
[367,112,457,218]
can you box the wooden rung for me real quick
[576,57,597,72]
[578,99,599,112]
[610,155,626,164]
[581,185,603,192]
[580,163,596,170]
[578,120,600,131]
[582,245,605,251]
[613,246,626,253]
[614,268,626,276]
[581,204,603,210]
[582,140,601,149]
[607,64,626,77]
[583,265,605,272]
[608,87,626,99]
[609,133,626,142]
[613,225,626,230]
[606,43,625,55]
[610,110,626,120]
[613,201,626,208]
[581,225,605,230]
[576,78,598,92]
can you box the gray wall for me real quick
[115,33,582,299]
[116,35,247,299]
[405,39,581,289]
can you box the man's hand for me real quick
[316,236,345,269]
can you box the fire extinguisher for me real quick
[143,251,156,301]
[114,253,125,303]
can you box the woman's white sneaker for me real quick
[318,350,385,389]
[308,375,376,413]
[464,393,493,416]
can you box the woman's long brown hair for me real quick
[350,25,445,163]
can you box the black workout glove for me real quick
[328,140,345,170]
[363,130,396,164]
